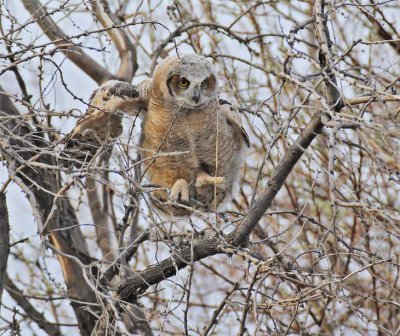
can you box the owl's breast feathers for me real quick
[142,98,249,157]
[62,71,250,215]
[141,98,249,176]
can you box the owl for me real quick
[64,55,250,215]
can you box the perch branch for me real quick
[118,0,346,302]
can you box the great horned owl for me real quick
[64,55,249,215]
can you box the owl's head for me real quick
[152,55,217,109]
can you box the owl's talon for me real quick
[195,174,226,189]
[170,179,190,203]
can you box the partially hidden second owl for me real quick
[64,54,250,215]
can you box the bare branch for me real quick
[202,282,238,336]
[118,235,221,301]
[21,0,115,84]
[314,0,342,108]
[93,0,138,81]
[4,274,62,336]
[0,87,97,335]
[87,172,117,262]
[0,192,10,314]
[231,116,324,245]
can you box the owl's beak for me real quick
[192,86,201,104]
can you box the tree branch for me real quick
[355,0,400,54]
[231,115,324,246]
[314,0,342,108]
[4,274,62,336]
[118,0,348,303]
[0,192,10,314]
[21,0,115,84]
[0,87,98,336]
[87,171,117,262]
[93,0,138,81]
[118,236,221,301]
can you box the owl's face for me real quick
[167,72,216,109]
[153,55,218,110]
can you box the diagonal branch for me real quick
[231,116,324,245]
[355,0,400,54]
[118,0,346,302]
[21,0,115,84]
[233,0,343,247]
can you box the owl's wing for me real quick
[62,79,151,164]
[219,99,250,148]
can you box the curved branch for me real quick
[149,21,259,74]
[93,0,138,81]
[21,0,115,84]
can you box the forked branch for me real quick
[118,0,345,302]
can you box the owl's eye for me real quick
[201,79,208,88]
[177,78,190,89]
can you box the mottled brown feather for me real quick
[64,55,249,216]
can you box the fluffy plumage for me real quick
[63,80,150,163]
[64,55,249,215]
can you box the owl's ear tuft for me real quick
[208,74,216,91]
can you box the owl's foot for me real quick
[170,178,190,203]
[195,173,226,189]
[195,172,227,208]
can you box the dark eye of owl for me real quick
[201,79,208,88]
[177,78,190,89]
